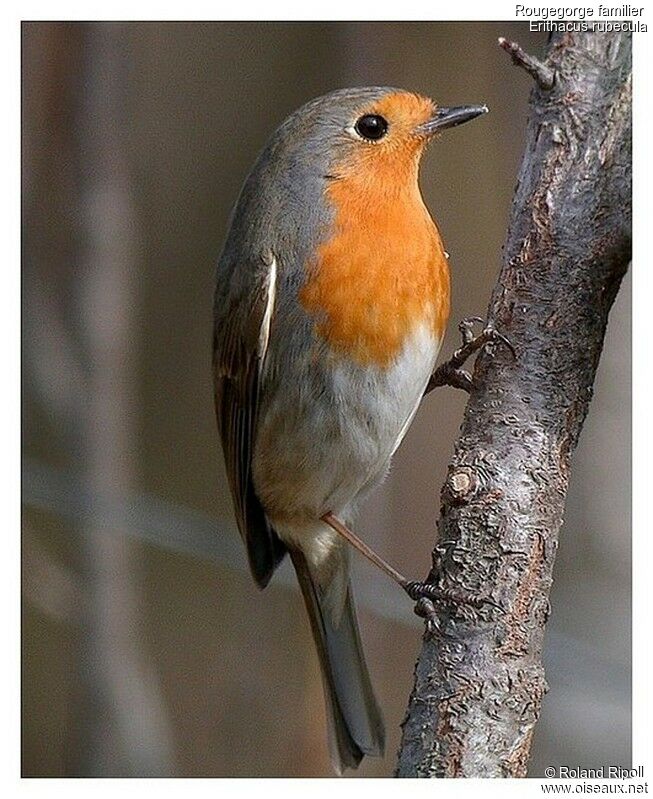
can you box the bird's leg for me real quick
[424,316,515,395]
[321,512,408,586]
[321,512,500,617]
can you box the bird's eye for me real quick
[354,114,388,142]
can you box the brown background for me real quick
[22,21,631,777]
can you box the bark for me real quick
[396,30,631,778]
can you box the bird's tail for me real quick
[290,549,385,773]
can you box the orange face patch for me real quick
[300,92,451,368]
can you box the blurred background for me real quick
[21,22,631,778]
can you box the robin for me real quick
[213,87,490,773]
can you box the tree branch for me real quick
[396,30,631,778]
[498,36,556,89]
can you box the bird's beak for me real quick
[417,104,488,136]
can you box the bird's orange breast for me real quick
[300,153,450,368]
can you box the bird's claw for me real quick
[480,328,516,359]
[425,318,515,395]
[404,579,503,613]
[458,316,484,344]
[413,597,440,634]
[451,318,516,364]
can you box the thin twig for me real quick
[498,36,556,90]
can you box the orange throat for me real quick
[300,154,451,368]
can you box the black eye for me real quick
[354,114,388,142]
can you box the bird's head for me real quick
[270,87,487,191]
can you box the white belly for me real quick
[252,323,442,557]
[348,322,441,488]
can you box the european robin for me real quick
[213,87,487,772]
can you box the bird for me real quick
[212,87,487,773]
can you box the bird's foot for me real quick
[425,317,515,395]
[412,597,440,634]
[404,579,503,633]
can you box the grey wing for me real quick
[213,250,286,588]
